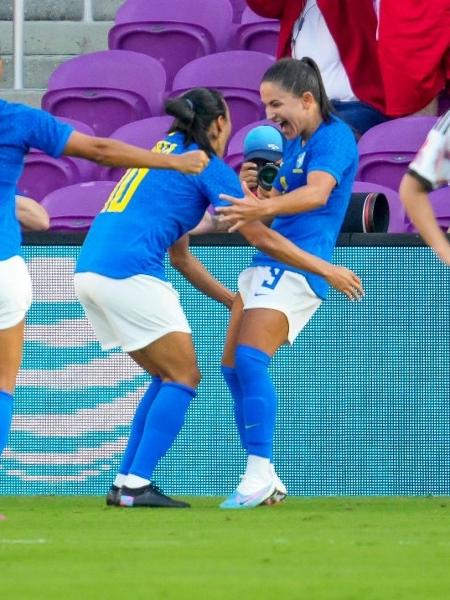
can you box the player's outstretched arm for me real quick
[169,235,235,308]
[217,176,334,231]
[399,173,450,266]
[62,131,209,174]
[239,220,364,301]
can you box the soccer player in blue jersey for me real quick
[0,54,210,476]
[74,86,363,508]
[216,58,362,508]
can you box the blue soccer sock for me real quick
[221,365,246,450]
[117,376,162,478]
[234,344,277,461]
[128,381,196,481]
[0,390,14,457]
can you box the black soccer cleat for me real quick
[119,483,190,508]
[106,484,121,506]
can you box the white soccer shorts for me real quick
[238,266,322,344]
[74,272,192,352]
[0,255,33,329]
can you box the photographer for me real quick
[239,125,284,200]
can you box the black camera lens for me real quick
[257,162,279,191]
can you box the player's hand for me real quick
[176,150,210,174]
[323,265,364,301]
[239,161,259,190]
[218,181,269,232]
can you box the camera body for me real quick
[252,159,280,191]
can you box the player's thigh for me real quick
[238,308,288,356]
[0,320,25,393]
[235,266,289,355]
[130,332,200,388]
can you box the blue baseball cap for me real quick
[243,125,284,162]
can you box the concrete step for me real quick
[0,54,90,89]
[0,0,122,21]
[0,89,45,109]
[0,21,112,55]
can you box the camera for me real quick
[341,192,390,233]
[243,125,284,191]
[251,159,280,191]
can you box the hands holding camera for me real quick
[240,160,279,197]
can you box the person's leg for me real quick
[106,374,163,505]
[0,321,24,456]
[331,100,389,138]
[119,331,199,508]
[222,294,247,450]
[221,308,288,509]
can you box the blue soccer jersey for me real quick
[251,115,358,299]
[0,100,74,260]
[76,132,243,280]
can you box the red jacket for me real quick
[246,0,385,113]
[378,0,449,116]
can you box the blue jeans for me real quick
[331,100,389,138]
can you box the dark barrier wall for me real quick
[1,234,449,496]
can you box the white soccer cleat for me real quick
[220,480,277,509]
[268,464,287,504]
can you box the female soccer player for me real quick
[74,86,363,508]
[216,58,361,508]
[0,56,209,471]
[399,110,450,266]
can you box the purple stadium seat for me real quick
[170,51,274,133]
[101,115,173,181]
[225,119,281,170]
[404,186,450,233]
[352,181,407,233]
[17,117,98,202]
[357,116,438,191]
[42,50,166,137]
[108,0,233,89]
[231,0,247,23]
[235,7,279,55]
[41,181,117,231]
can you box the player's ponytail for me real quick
[165,88,228,157]
[262,57,333,121]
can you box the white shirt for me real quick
[409,111,450,189]
[291,0,358,102]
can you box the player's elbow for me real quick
[35,212,50,231]
[88,138,115,165]
[169,251,190,273]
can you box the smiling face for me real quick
[260,81,321,141]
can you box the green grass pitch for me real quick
[0,496,449,599]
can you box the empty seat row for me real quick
[41,50,275,137]
[109,0,278,88]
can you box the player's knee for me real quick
[164,363,201,389]
[186,365,201,389]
